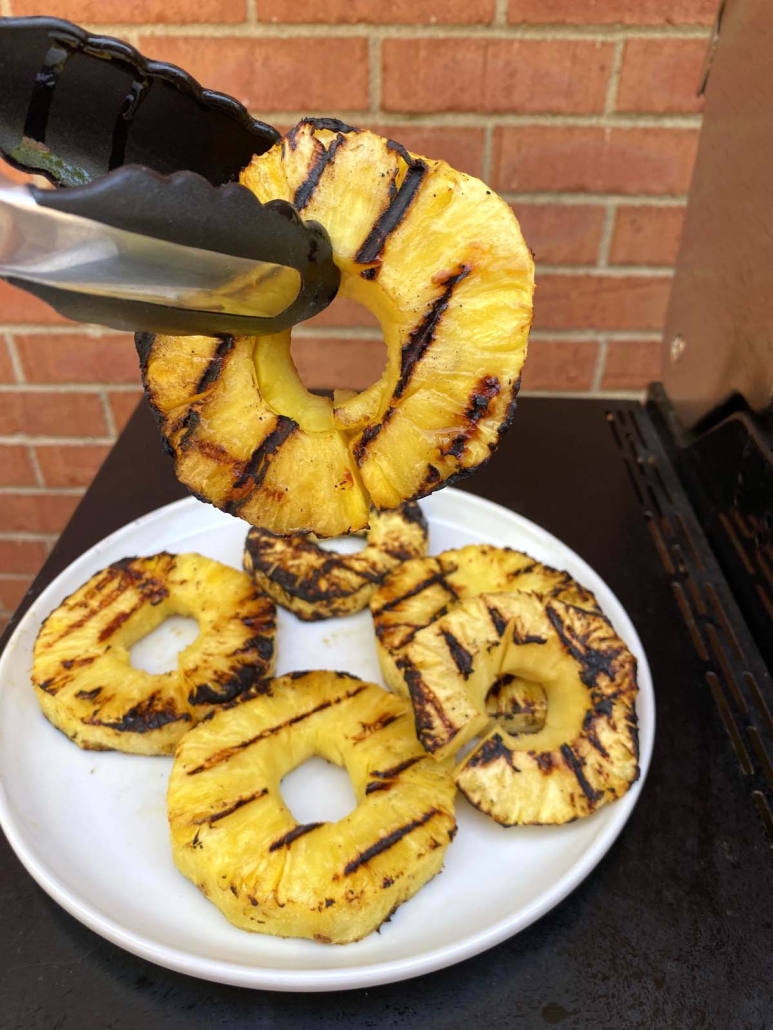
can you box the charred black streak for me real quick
[465,734,519,771]
[293,133,345,210]
[352,712,402,742]
[195,336,235,394]
[343,808,439,875]
[397,658,457,745]
[360,266,379,281]
[365,780,391,795]
[582,711,611,758]
[371,756,421,779]
[228,416,298,509]
[372,565,448,614]
[269,821,323,851]
[512,628,547,647]
[546,605,622,689]
[394,265,471,401]
[420,464,441,491]
[196,787,269,825]
[187,684,368,774]
[304,116,359,135]
[534,751,556,773]
[440,629,474,679]
[398,500,428,532]
[75,686,102,702]
[85,691,191,734]
[353,420,383,463]
[464,376,501,422]
[560,743,602,804]
[486,602,508,637]
[355,157,428,264]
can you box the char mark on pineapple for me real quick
[293,133,346,210]
[464,376,501,422]
[195,336,235,394]
[269,821,323,851]
[560,743,603,805]
[393,264,471,401]
[546,604,625,689]
[226,416,299,512]
[370,756,421,780]
[84,691,190,734]
[196,787,269,825]
[464,734,519,771]
[343,808,441,875]
[397,657,457,748]
[440,629,474,679]
[186,684,368,775]
[355,156,429,264]
[371,565,453,617]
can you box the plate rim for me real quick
[0,489,654,992]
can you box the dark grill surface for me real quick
[1,397,771,1030]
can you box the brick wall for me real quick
[0,0,714,626]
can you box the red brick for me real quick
[139,36,369,112]
[610,206,686,265]
[0,445,36,487]
[0,615,8,634]
[0,575,33,612]
[515,204,605,265]
[255,0,494,22]
[535,274,671,330]
[508,0,716,25]
[12,0,246,20]
[0,493,80,534]
[0,539,49,575]
[369,126,486,178]
[522,340,598,391]
[291,337,387,392]
[0,281,73,325]
[0,392,107,437]
[304,298,380,330]
[602,340,662,389]
[35,445,110,488]
[15,333,139,384]
[109,391,143,433]
[492,126,699,194]
[383,39,614,114]
[617,39,707,113]
[0,339,14,383]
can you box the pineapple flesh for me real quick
[396,592,639,824]
[243,501,428,620]
[167,670,457,944]
[138,120,534,537]
[370,544,600,733]
[32,553,276,755]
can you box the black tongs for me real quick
[0,16,340,335]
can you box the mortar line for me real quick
[503,192,688,205]
[244,110,702,129]
[590,336,610,391]
[0,435,116,445]
[245,0,257,24]
[481,123,494,185]
[520,387,644,400]
[26,445,44,488]
[369,36,382,115]
[98,391,117,439]
[0,383,143,394]
[3,333,25,383]
[0,531,60,542]
[596,205,617,267]
[0,486,83,496]
[535,264,673,277]
[106,23,712,41]
[494,0,509,26]
[604,38,625,116]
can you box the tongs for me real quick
[0,16,340,336]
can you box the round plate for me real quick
[0,489,653,992]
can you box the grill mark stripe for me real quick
[372,567,449,615]
[398,658,458,744]
[293,134,345,210]
[440,629,474,679]
[228,416,299,511]
[196,787,268,825]
[394,265,471,401]
[352,712,402,742]
[560,743,602,804]
[343,807,439,875]
[85,691,191,734]
[195,336,235,394]
[269,821,323,851]
[187,684,368,774]
[371,756,421,779]
[355,158,428,263]
[486,602,508,637]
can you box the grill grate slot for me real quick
[608,406,773,848]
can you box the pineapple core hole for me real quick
[290,331,388,398]
[129,616,200,674]
[281,756,358,825]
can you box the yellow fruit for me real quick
[370,544,600,733]
[167,670,457,943]
[32,553,276,755]
[397,592,639,824]
[138,120,534,537]
[243,501,428,620]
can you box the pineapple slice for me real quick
[32,553,276,755]
[139,120,534,537]
[397,592,639,824]
[243,501,428,620]
[370,544,600,733]
[167,670,457,944]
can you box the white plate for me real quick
[0,489,653,992]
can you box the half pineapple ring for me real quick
[167,670,457,944]
[397,592,639,824]
[139,120,534,538]
[370,544,600,734]
[243,501,428,620]
[32,553,276,755]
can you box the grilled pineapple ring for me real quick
[398,592,639,825]
[167,670,457,944]
[32,553,276,755]
[138,119,534,538]
[371,544,600,733]
[243,501,428,620]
